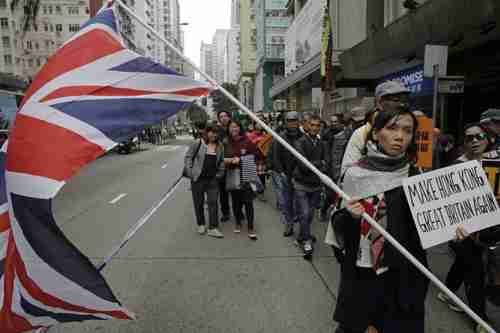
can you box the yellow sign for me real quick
[257,133,273,157]
[482,160,500,200]
[415,116,433,169]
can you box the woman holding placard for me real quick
[331,105,428,333]
[438,123,494,333]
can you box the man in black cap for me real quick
[271,111,302,237]
[216,111,232,222]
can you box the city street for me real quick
[48,139,500,333]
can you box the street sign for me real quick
[438,77,465,94]
[424,45,448,77]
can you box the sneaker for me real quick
[234,226,241,233]
[283,225,294,237]
[437,292,464,312]
[197,225,206,235]
[207,228,224,238]
[248,232,258,240]
[221,215,230,223]
[303,241,313,253]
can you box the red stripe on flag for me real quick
[21,29,124,108]
[6,115,105,182]
[172,87,211,97]
[13,249,131,320]
[40,86,160,102]
[0,212,10,233]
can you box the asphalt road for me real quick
[48,138,499,333]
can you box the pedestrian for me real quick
[293,114,326,257]
[217,111,233,222]
[300,112,312,135]
[247,119,268,200]
[271,111,302,237]
[480,108,500,151]
[184,124,225,238]
[341,81,410,174]
[438,123,494,333]
[331,105,428,333]
[224,120,260,240]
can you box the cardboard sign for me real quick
[415,116,433,169]
[257,133,273,157]
[403,160,500,249]
[482,159,500,200]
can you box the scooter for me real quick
[117,136,139,154]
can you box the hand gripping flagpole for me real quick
[115,1,495,332]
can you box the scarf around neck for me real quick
[342,142,411,200]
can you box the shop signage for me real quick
[438,77,465,94]
[403,160,500,249]
[285,0,323,75]
[379,65,434,97]
[482,159,500,200]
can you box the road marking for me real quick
[109,193,127,204]
[161,163,168,169]
[156,145,181,152]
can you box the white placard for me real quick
[424,45,448,78]
[403,160,500,249]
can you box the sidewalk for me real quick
[258,186,500,333]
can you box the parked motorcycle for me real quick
[117,136,139,154]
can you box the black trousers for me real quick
[445,240,487,319]
[218,177,230,217]
[230,187,255,231]
[191,178,219,228]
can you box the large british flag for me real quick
[0,4,210,333]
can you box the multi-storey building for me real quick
[253,0,289,113]
[238,0,257,111]
[0,0,90,81]
[224,29,240,85]
[200,41,213,79]
[212,29,228,84]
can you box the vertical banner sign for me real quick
[483,159,500,200]
[403,160,500,249]
[415,115,433,169]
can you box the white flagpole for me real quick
[115,1,495,332]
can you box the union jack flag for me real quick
[0,5,210,333]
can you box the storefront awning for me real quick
[339,0,500,81]
[270,52,320,98]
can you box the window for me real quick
[36,58,41,66]
[55,5,61,14]
[68,24,79,32]
[0,18,8,29]
[42,5,46,14]
[44,23,48,31]
[48,5,52,14]
[55,24,62,32]
[4,54,11,65]
[2,36,9,48]
[34,42,39,50]
[50,24,53,32]
[0,0,6,8]
[68,7,79,15]
[45,40,50,48]
[15,57,19,64]
[26,40,32,49]
[33,24,38,32]
[85,7,89,14]
[28,58,33,67]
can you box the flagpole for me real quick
[114,1,495,332]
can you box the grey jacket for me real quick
[184,140,225,181]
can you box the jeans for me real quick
[272,172,296,226]
[295,189,321,242]
[230,187,255,231]
[218,177,230,217]
[191,178,219,228]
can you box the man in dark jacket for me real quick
[216,110,232,221]
[271,111,302,237]
[293,114,326,257]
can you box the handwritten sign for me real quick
[403,160,500,249]
[415,115,433,169]
[483,159,500,200]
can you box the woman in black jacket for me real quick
[332,106,428,333]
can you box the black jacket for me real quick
[333,187,429,330]
[292,133,326,187]
[271,129,302,176]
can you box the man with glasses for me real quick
[341,81,410,173]
[480,108,500,151]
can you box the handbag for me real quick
[225,167,241,191]
[182,140,202,178]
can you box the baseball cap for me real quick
[480,108,500,123]
[375,81,410,98]
[351,106,368,122]
[285,111,299,120]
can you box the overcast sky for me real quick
[180,0,231,70]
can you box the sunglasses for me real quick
[465,132,488,143]
[384,96,409,103]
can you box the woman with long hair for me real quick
[224,120,260,240]
[332,105,428,333]
[184,124,225,238]
[438,123,494,333]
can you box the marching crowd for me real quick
[183,80,500,333]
